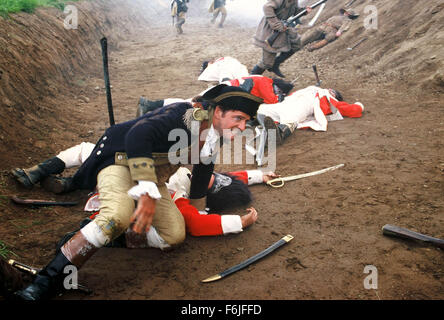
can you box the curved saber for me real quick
[267,163,345,188]
[202,235,294,283]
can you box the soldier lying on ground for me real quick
[11,143,277,239]
[136,75,295,117]
[258,85,365,145]
[301,8,360,52]
[198,56,249,83]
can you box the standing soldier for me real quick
[251,0,311,78]
[301,8,360,51]
[209,0,227,28]
[171,0,190,34]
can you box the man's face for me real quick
[212,106,251,140]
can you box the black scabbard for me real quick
[11,196,78,207]
[382,224,444,249]
[202,235,294,282]
[100,37,115,126]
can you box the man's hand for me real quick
[130,194,157,234]
[336,31,342,37]
[306,7,313,13]
[241,207,258,228]
[262,171,280,183]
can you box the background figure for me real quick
[171,0,189,34]
[209,0,227,28]
[251,0,311,78]
[301,8,360,51]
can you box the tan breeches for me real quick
[94,165,185,247]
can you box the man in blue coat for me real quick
[14,84,263,300]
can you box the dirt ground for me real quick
[0,0,443,301]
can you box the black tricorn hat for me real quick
[201,84,264,119]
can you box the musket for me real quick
[266,0,329,48]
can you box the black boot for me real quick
[250,65,265,75]
[136,97,164,117]
[11,157,65,189]
[264,117,292,146]
[41,176,75,194]
[277,124,292,145]
[15,231,98,300]
[268,50,296,78]
[14,251,71,300]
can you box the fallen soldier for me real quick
[11,141,278,242]
[301,8,360,52]
[198,56,249,83]
[137,75,294,117]
[257,85,364,145]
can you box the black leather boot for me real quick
[268,50,296,78]
[14,251,71,300]
[15,231,98,300]
[250,65,265,75]
[11,157,65,188]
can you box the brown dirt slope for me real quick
[0,0,443,300]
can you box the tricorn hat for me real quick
[340,8,359,19]
[201,84,264,119]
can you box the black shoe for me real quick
[250,65,265,75]
[11,157,65,188]
[269,63,286,78]
[263,116,282,146]
[277,124,292,144]
[268,50,297,78]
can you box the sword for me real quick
[8,259,38,275]
[267,164,344,188]
[202,235,294,283]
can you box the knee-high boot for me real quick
[268,50,297,78]
[11,157,66,188]
[14,231,98,300]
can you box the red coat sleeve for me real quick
[330,98,363,118]
[225,171,248,184]
[319,96,363,118]
[251,77,278,104]
[174,198,224,236]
